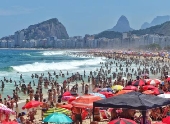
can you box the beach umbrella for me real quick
[68,96,77,104]
[153,88,164,95]
[71,94,102,108]
[108,118,136,124]
[101,88,113,92]
[43,107,71,117]
[43,113,72,123]
[99,92,114,98]
[166,77,170,81]
[163,116,170,124]
[116,90,134,95]
[112,85,123,91]
[146,79,161,85]
[142,90,154,95]
[143,85,156,91]
[2,121,18,124]
[123,86,137,91]
[0,103,15,114]
[62,96,75,101]
[90,93,106,99]
[23,100,42,109]
[61,104,73,110]
[132,79,146,86]
[62,91,78,96]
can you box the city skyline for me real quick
[0,0,170,38]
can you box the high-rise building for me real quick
[14,31,25,47]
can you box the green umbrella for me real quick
[43,112,72,123]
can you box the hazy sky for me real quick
[0,0,170,37]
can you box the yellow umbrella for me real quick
[112,85,123,91]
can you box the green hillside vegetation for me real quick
[131,21,170,36]
[94,31,122,39]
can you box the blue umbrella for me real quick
[43,112,72,123]
[90,93,106,99]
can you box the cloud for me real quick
[0,6,39,16]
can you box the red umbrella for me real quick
[163,116,170,124]
[166,77,170,81]
[146,79,161,85]
[62,91,78,96]
[60,104,73,110]
[123,86,137,91]
[108,118,136,124]
[99,92,114,98]
[142,90,154,95]
[143,85,156,91]
[23,100,42,109]
[132,80,146,86]
[153,88,164,95]
[68,96,77,104]
[2,121,18,124]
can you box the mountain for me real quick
[131,21,170,36]
[109,15,133,32]
[141,15,170,29]
[1,18,69,40]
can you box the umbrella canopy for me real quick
[71,94,102,108]
[132,80,146,86]
[162,116,170,124]
[2,121,18,124]
[0,103,15,114]
[101,88,113,92]
[43,107,71,117]
[93,92,170,110]
[61,104,73,110]
[43,113,72,123]
[142,90,154,95]
[62,96,75,101]
[23,100,42,109]
[116,90,134,95]
[166,77,170,81]
[112,85,123,91]
[123,86,138,91]
[90,93,106,99]
[108,118,136,124]
[146,79,161,85]
[153,88,164,95]
[143,85,156,91]
[62,91,78,96]
[99,92,114,98]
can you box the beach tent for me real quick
[93,92,170,124]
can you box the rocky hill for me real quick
[94,31,122,39]
[1,18,69,40]
[141,15,170,29]
[131,20,170,36]
[108,15,133,32]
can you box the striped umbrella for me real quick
[43,107,71,117]
[89,93,106,99]
[146,79,161,85]
[0,103,15,114]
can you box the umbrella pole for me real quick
[93,106,95,121]
[142,110,146,124]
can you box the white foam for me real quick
[11,57,105,72]
[41,51,65,56]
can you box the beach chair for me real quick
[99,110,110,120]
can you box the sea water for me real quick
[0,49,105,99]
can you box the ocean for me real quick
[0,49,105,99]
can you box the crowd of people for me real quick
[0,50,170,124]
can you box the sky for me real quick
[0,0,170,38]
